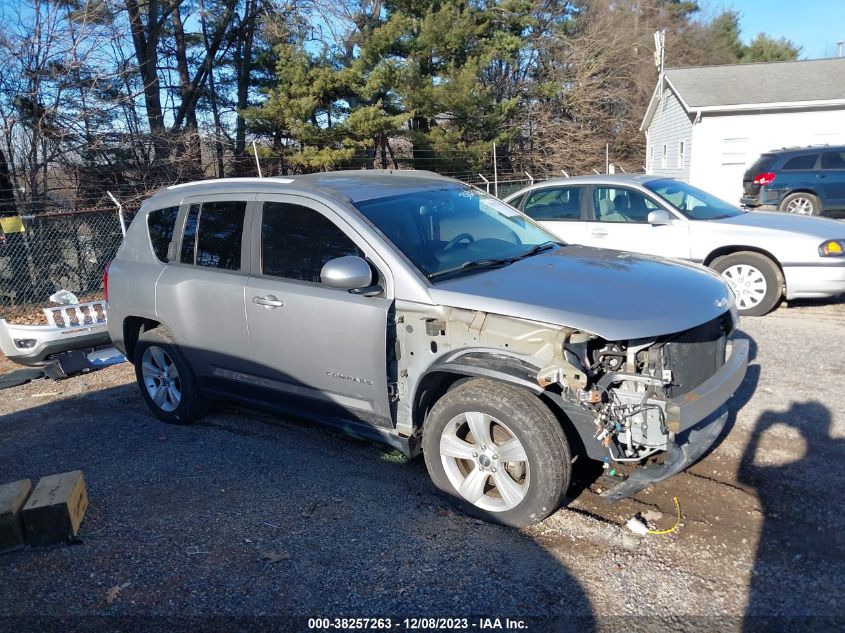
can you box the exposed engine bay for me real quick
[396,302,736,468]
[538,311,733,464]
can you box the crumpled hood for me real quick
[429,245,734,341]
[717,210,845,239]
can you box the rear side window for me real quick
[782,154,818,170]
[179,201,247,270]
[180,204,200,264]
[147,206,179,263]
[261,202,362,283]
[821,151,845,170]
[523,187,582,221]
[195,201,247,270]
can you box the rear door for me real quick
[580,185,691,259]
[819,150,845,209]
[155,194,254,382]
[519,185,588,244]
[244,195,394,425]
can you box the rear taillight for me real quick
[103,261,111,302]
[753,172,777,186]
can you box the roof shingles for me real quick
[665,57,845,108]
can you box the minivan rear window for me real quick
[147,206,179,263]
[747,154,776,174]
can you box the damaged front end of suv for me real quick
[400,248,749,504]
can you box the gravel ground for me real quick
[0,296,843,630]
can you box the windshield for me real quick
[352,185,564,281]
[644,179,744,220]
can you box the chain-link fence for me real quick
[0,210,126,319]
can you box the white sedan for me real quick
[504,175,845,315]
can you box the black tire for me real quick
[422,378,571,527]
[134,325,205,424]
[711,251,783,316]
[779,192,820,216]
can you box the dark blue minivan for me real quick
[741,145,845,216]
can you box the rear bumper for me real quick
[601,338,749,503]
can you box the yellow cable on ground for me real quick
[648,496,682,535]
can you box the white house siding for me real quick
[645,86,693,179]
[688,107,845,204]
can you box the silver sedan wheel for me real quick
[785,196,814,215]
[439,411,530,512]
[141,346,182,413]
[721,264,767,311]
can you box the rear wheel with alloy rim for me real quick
[134,326,205,424]
[711,251,783,316]
[422,378,571,527]
[779,192,820,216]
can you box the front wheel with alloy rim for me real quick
[710,251,783,316]
[779,192,820,216]
[422,378,571,527]
[134,326,205,424]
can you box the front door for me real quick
[580,185,691,260]
[244,195,394,425]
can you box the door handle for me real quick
[591,229,608,237]
[252,295,284,308]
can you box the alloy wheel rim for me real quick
[786,197,813,215]
[141,346,182,412]
[721,264,767,310]
[439,411,530,512]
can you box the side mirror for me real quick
[320,255,374,290]
[647,209,672,226]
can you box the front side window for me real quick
[592,187,658,223]
[353,184,562,281]
[179,201,246,270]
[261,202,363,283]
[821,151,845,170]
[645,178,743,220]
[523,187,582,221]
[147,206,179,263]
[783,154,818,170]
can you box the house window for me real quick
[661,144,667,169]
[677,141,686,169]
[650,145,656,171]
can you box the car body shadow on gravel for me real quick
[739,400,845,630]
[0,383,596,625]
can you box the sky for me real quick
[712,0,845,59]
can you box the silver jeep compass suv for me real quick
[106,171,748,527]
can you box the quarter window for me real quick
[783,154,818,170]
[523,187,582,221]
[593,187,658,223]
[261,202,363,283]
[147,206,179,263]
